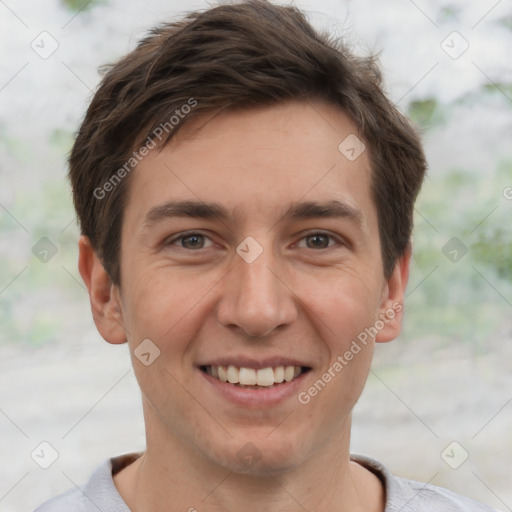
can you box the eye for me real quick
[167,232,214,250]
[166,231,344,251]
[296,232,340,250]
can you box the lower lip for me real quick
[198,368,310,408]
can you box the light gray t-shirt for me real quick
[33,452,500,511]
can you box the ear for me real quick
[374,244,411,344]
[78,235,127,344]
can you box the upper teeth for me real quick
[206,365,302,386]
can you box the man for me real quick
[35,1,499,510]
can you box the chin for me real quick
[210,431,306,475]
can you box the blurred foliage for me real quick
[496,14,512,31]
[438,5,462,23]
[407,98,446,128]
[394,71,512,350]
[1,13,511,349]
[482,82,512,100]
[472,229,512,280]
[60,0,105,12]
[0,127,82,346]
[402,152,512,349]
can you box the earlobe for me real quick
[78,235,127,344]
[375,245,412,344]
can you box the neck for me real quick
[114,410,384,512]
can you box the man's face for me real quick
[109,100,406,473]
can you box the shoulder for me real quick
[32,454,136,512]
[351,453,501,512]
[33,485,89,512]
[390,474,500,511]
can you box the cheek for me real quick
[120,269,207,417]
[305,268,382,343]
[298,269,381,406]
[298,282,377,431]
[121,266,217,350]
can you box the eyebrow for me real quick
[144,199,364,228]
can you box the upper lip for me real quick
[197,357,311,370]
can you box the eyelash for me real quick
[166,231,344,251]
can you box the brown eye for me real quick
[181,234,205,249]
[305,234,331,249]
[168,232,213,250]
[297,232,339,250]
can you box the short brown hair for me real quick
[69,0,427,285]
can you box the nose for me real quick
[216,239,297,338]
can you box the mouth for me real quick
[199,364,311,389]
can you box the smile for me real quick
[200,365,310,388]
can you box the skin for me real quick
[79,99,410,512]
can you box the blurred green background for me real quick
[1,24,510,349]
[0,1,511,511]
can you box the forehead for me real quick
[124,99,375,230]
